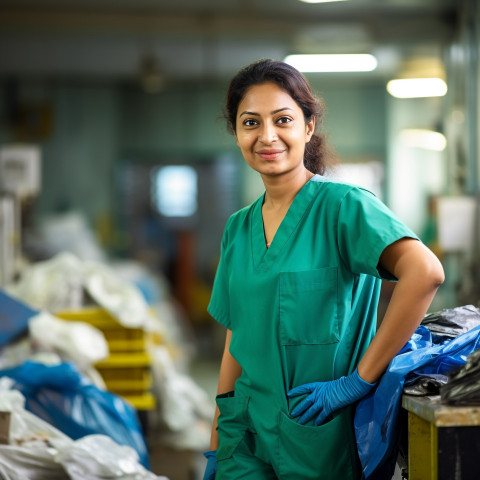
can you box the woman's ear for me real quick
[306,116,315,142]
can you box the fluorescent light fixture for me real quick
[399,129,447,151]
[387,78,447,98]
[299,0,349,3]
[284,54,377,72]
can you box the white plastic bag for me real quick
[82,261,156,328]
[150,346,213,450]
[7,252,155,329]
[0,387,72,480]
[52,434,169,480]
[6,253,85,312]
[28,311,109,369]
[39,211,107,263]
[0,445,69,480]
[0,387,170,479]
[0,387,71,447]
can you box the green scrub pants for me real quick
[215,392,362,480]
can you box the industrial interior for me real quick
[0,0,479,479]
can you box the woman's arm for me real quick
[209,328,242,450]
[357,238,445,383]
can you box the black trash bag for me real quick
[421,305,480,339]
[403,373,449,396]
[440,348,480,405]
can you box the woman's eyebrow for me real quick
[239,107,293,117]
[239,110,259,117]
[272,107,293,115]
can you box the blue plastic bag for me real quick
[355,324,480,478]
[0,361,150,469]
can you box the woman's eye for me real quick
[243,119,258,127]
[277,116,292,125]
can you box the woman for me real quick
[203,59,444,479]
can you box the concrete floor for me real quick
[149,444,203,480]
[148,357,220,480]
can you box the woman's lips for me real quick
[256,149,284,160]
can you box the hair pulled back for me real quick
[225,59,333,175]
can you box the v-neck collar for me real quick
[251,175,322,270]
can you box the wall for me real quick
[0,80,121,227]
[120,82,234,157]
[40,85,121,221]
[314,80,387,162]
[0,78,388,235]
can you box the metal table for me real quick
[402,395,480,480]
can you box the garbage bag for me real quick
[0,445,69,480]
[0,386,71,480]
[403,373,448,396]
[440,348,480,405]
[52,434,169,480]
[355,324,480,478]
[0,385,167,480]
[0,384,71,446]
[28,311,109,369]
[0,289,38,347]
[0,361,151,469]
[7,252,156,328]
[421,304,480,339]
[83,260,156,328]
[5,253,86,312]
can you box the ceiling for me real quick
[0,0,459,84]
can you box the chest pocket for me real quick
[279,267,339,345]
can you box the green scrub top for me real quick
[208,175,417,479]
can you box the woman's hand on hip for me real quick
[288,369,375,426]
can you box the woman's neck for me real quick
[262,168,314,211]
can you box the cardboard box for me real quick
[0,411,11,444]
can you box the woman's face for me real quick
[234,82,315,178]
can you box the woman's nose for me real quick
[259,122,277,144]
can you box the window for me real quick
[151,166,198,217]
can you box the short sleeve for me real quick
[337,187,419,279]
[207,219,232,329]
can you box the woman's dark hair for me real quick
[225,59,335,175]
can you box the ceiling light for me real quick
[386,78,447,98]
[284,54,377,72]
[298,0,349,3]
[399,129,447,151]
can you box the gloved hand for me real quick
[288,368,376,426]
[203,450,217,480]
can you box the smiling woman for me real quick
[234,82,315,179]
[203,59,444,480]
[224,59,335,176]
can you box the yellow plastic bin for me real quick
[55,308,156,411]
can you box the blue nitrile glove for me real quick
[203,450,217,480]
[288,368,376,426]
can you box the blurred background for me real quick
[0,0,479,478]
